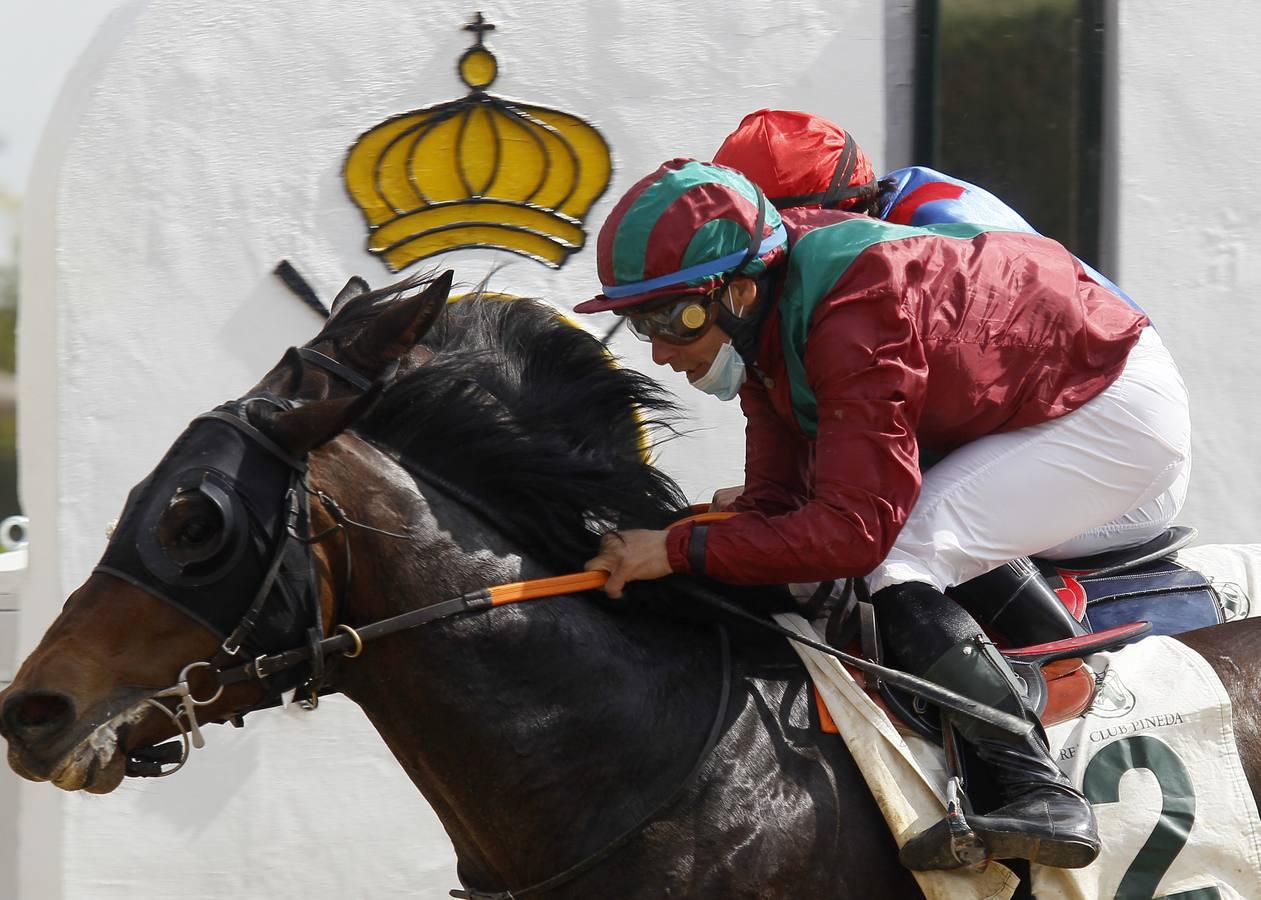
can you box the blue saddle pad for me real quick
[1076,559,1222,637]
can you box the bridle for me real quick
[119,347,393,776]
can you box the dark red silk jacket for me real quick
[665,209,1148,585]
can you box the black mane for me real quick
[356,292,688,569]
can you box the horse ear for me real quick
[261,382,383,456]
[329,276,371,320]
[359,269,454,365]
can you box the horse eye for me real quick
[157,491,226,566]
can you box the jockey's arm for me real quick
[665,290,926,585]
[728,381,809,516]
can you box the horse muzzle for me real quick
[0,687,152,793]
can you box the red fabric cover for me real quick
[713,109,876,209]
[666,209,1148,584]
[1055,574,1089,621]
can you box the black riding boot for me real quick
[949,557,1087,646]
[874,582,1100,871]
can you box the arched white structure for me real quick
[10,1,892,896]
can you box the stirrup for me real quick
[899,775,988,870]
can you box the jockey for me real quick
[711,108,1185,647]
[576,159,1191,871]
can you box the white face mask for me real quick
[690,339,746,401]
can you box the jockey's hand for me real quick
[709,484,745,512]
[585,529,671,599]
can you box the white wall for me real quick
[0,0,131,268]
[1112,1,1261,544]
[0,550,28,900]
[12,1,890,896]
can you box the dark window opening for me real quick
[914,0,1106,267]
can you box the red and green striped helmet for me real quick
[575,158,787,314]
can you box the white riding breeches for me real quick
[869,327,1191,593]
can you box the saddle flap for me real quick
[1039,660,1096,727]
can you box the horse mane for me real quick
[355,287,689,569]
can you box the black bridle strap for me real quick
[450,624,733,900]
[195,410,308,473]
[191,408,308,660]
[217,569,1030,736]
[296,347,375,392]
[218,571,611,684]
[217,480,300,659]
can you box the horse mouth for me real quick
[19,698,155,794]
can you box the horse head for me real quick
[0,272,453,793]
[0,282,741,899]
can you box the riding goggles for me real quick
[623,286,725,345]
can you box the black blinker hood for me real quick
[94,402,313,663]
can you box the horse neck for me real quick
[317,437,722,891]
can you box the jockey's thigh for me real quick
[1037,440,1191,560]
[869,327,1190,592]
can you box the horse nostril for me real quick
[1,690,77,742]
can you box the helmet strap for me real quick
[717,186,775,364]
[769,131,878,210]
[737,185,768,274]
[819,132,859,208]
[714,270,777,368]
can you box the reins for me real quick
[216,570,617,686]
[211,563,1023,743]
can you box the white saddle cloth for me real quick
[774,613,1261,899]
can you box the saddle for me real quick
[817,526,1223,741]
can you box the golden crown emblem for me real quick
[344,13,613,271]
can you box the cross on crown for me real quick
[463,11,495,46]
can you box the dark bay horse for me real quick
[2,273,1260,898]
